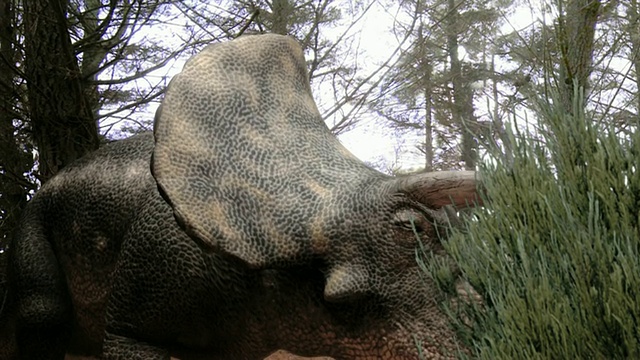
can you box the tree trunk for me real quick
[0,2,26,356]
[418,22,434,172]
[0,0,31,246]
[270,0,293,35]
[423,62,434,172]
[629,0,640,124]
[491,53,513,165]
[557,0,601,113]
[446,0,476,170]
[79,0,107,122]
[23,0,99,182]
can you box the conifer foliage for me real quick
[427,87,640,359]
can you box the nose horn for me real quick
[394,170,482,209]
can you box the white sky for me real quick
[323,3,424,171]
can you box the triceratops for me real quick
[5,34,480,359]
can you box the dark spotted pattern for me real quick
[7,34,480,360]
[152,34,383,268]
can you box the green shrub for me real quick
[424,89,640,359]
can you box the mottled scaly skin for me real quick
[6,34,478,360]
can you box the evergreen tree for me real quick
[370,0,511,171]
[426,86,640,359]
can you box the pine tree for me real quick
[370,0,511,171]
[430,85,640,359]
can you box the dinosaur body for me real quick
[6,34,480,359]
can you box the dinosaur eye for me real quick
[401,219,422,232]
[393,209,426,233]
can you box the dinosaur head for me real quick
[152,34,481,359]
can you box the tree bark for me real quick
[0,2,27,356]
[270,0,293,35]
[557,0,601,113]
[78,0,107,122]
[629,0,640,124]
[423,63,434,172]
[418,23,434,172]
[0,0,31,246]
[23,0,99,182]
[447,0,476,170]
